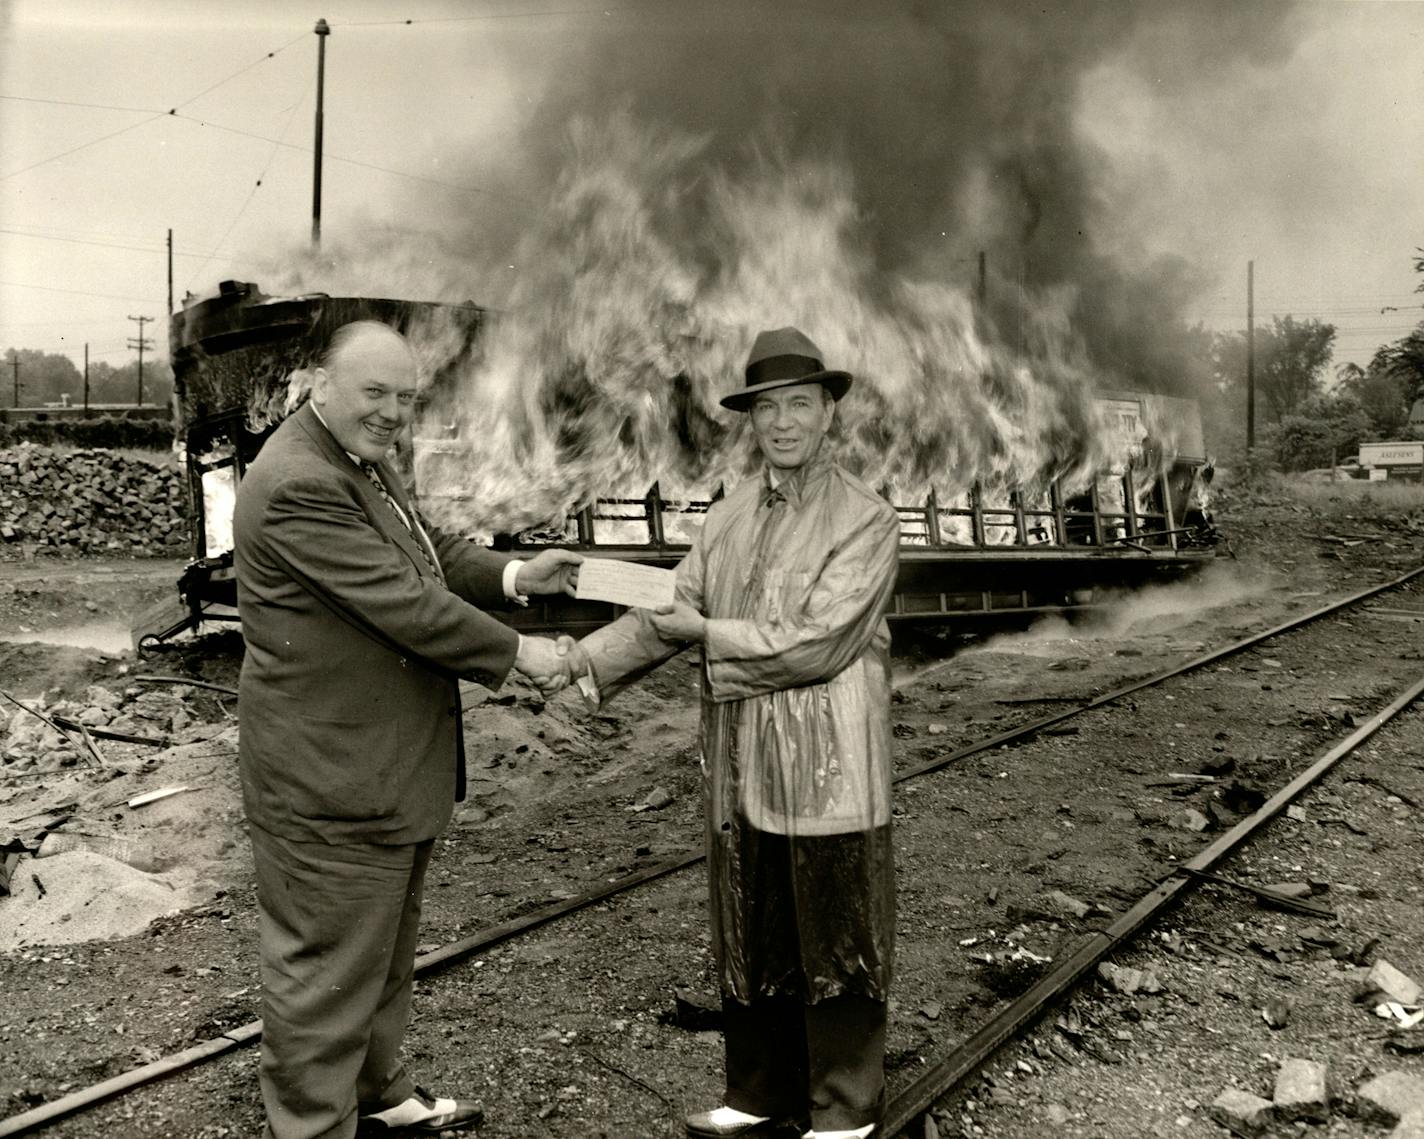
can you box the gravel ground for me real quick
[1,477,1422,1139]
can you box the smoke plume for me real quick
[264,0,1305,534]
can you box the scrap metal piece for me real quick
[1174,866,1335,919]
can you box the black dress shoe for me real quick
[685,1108,807,1138]
[356,1086,484,1134]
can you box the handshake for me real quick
[510,599,708,698]
[513,633,591,697]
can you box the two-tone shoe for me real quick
[356,1086,484,1134]
[685,1106,807,1138]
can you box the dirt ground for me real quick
[0,476,1422,1138]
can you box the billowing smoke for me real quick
[263,0,1304,534]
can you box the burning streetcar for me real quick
[141,280,1221,648]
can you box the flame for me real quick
[396,113,1152,537]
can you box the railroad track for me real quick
[4,565,1424,1138]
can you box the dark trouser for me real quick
[723,992,887,1132]
[718,824,890,1132]
[249,822,432,1139]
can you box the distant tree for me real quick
[1272,390,1372,471]
[1,347,83,408]
[1337,361,1410,439]
[1213,315,1336,424]
[1360,246,1424,409]
[85,357,174,407]
[1369,327,1424,408]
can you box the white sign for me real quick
[1097,397,1143,459]
[575,558,677,610]
[1359,441,1424,467]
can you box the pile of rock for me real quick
[0,443,188,557]
[1,683,198,775]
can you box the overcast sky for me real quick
[2,0,1422,383]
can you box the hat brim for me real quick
[719,370,852,412]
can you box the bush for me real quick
[0,416,175,451]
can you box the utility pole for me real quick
[167,228,174,316]
[977,250,987,307]
[83,343,90,412]
[8,356,18,409]
[128,315,155,406]
[1246,261,1256,454]
[312,18,330,249]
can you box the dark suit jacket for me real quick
[234,403,520,845]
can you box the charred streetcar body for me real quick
[149,281,1221,647]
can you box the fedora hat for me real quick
[719,327,852,411]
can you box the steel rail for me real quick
[881,668,1424,1137]
[2,563,1422,1137]
[897,563,1424,783]
[0,855,699,1139]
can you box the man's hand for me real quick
[554,634,600,707]
[515,549,582,597]
[514,635,572,695]
[555,634,591,680]
[649,601,707,644]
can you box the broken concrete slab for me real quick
[1392,1114,1424,1139]
[1273,1057,1328,1123]
[1367,959,1423,1006]
[1098,961,1164,996]
[1038,889,1090,918]
[1207,1087,1274,1136]
[1171,808,1211,832]
[1356,1070,1424,1126]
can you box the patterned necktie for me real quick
[360,461,444,583]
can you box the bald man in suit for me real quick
[235,321,577,1138]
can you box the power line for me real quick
[186,88,310,292]
[171,32,309,111]
[330,3,658,26]
[0,94,160,114]
[0,226,259,264]
[0,280,155,303]
[169,111,519,200]
[1,341,134,358]
[1196,295,1423,310]
[0,31,308,183]
[0,319,133,329]
[2,220,178,244]
[0,112,169,180]
[1197,305,1423,319]
[1,97,517,199]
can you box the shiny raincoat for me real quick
[580,450,899,1002]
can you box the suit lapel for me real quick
[293,404,439,582]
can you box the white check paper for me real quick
[575,557,677,610]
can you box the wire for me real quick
[0,94,161,114]
[0,280,155,303]
[171,32,309,111]
[2,220,177,244]
[330,3,657,26]
[185,89,310,292]
[0,227,257,264]
[169,111,520,200]
[0,113,169,181]
[0,31,308,183]
[0,318,138,329]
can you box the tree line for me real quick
[1,347,175,410]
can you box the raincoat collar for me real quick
[761,448,835,509]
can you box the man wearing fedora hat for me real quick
[562,327,900,1138]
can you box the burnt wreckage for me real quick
[146,281,1221,647]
